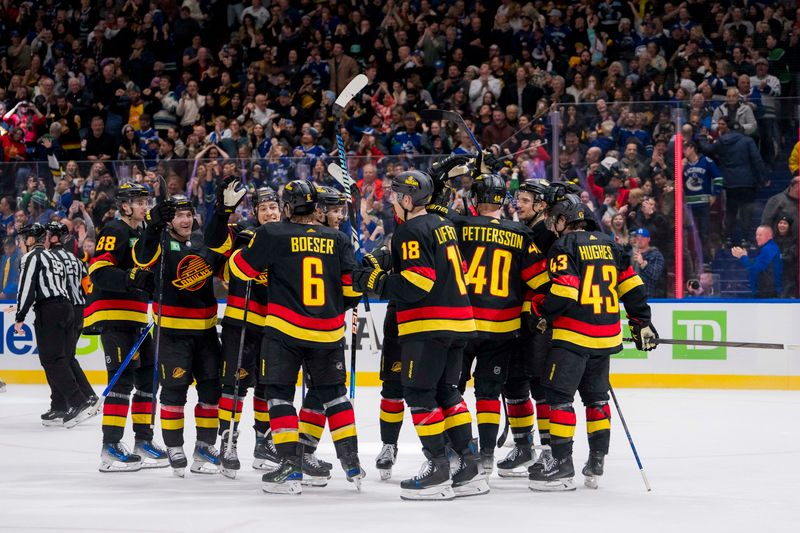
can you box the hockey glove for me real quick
[234,228,255,249]
[481,150,510,174]
[126,267,155,293]
[361,247,393,272]
[629,320,659,351]
[215,178,247,215]
[352,267,387,295]
[145,200,177,231]
[525,293,548,334]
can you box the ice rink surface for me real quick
[1,385,798,533]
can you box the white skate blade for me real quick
[584,474,599,489]
[86,397,104,418]
[190,460,220,475]
[252,457,280,471]
[497,465,533,478]
[98,460,142,473]
[41,419,64,428]
[300,475,328,487]
[172,467,186,478]
[529,477,576,492]
[378,468,392,481]
[262,480,302,495]
[454,478,490,498]
[139,456,169,469]
[222,468,238,479]
[63,409,93,429]
[400,482,455,501]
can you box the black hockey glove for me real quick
[234,228,255,249]
[126,267,155,293]
[481,150,509,174]
[361,247,392,272]
[525,293,548,334]
[352,267,386,295]
[629,319,659,351]
[215,177,247,215]
[146,200,176,231]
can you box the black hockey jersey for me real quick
[229,221,360,348]
[84,219,150,333]
[381,213,476,340]
[542,230,651,356]
[133,224,228,334]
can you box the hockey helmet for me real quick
[45,221,69,238]
[316,185,347,211]
[472,173,507,206]
[116,182,150,207]
[171,194,194,214]
[593,157,623,188]
[549,195,598,231]
[19,222,47,243]
[517,179,550,201]
[283,179,317,216]
[252,187,279,209]
[391,170,434,207]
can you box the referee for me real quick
[46,221,96,409]
[15,223,93,428]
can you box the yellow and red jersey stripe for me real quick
[223,294,269,328]
[551,315,622,351]
[617,266,644,297]
[83,298,150,328]
[395,305,476,337]
[549,274,580,300]
[522,257,549,291]
[265,303,345,345]
[472,305,521,335]
[400,265,436,293]
[152,303,218,331]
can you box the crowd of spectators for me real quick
[1,0,799,299]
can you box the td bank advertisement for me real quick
[1,302,798,390]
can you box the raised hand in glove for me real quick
[481,150,509,174]
[215,178,247,214]
[146,200,176,231]
[351,267,386,295]
[629,320,659,351]
[361,247,393,271]
[126,267,155,293]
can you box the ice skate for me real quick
[262,457,303,495]
[99,442,142,473]
[0,378,6,392]
[301,452,331,487]
[400,454,455,501]
[220,430,240,479]
[375,443,397,480]
[528,446,553,477]
[528,454,576,492]
[40,409,66,427]
[340,453,366,491]
[253,432,281,470]
[479,450,494,477]
[310,451,333,471]
[497,444,535,478]
[190,442,221,474]
[63,398,94,428]
[133,440,169,469]
[452,441,489,497]
[582,451,605,489]
[168,446,188,477]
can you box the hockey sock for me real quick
[102,392,130,444]
[586,403,611,455]
[410,406,446,457]
[194,403,219,445]
[506,397,535,446]
[131,390,154,440]
[535,400,551,446]
[218,393,244,436]
[475,398,501,453]
[549,404,576,459]
[325,395,358,458]
[379,398,405,445]
[160,404,185,447]
[298,406,325,452]
[253,394,270,434]
[268,398,299,459]
[442,400,473,452]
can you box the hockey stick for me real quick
[622,337,800,350]
[609,385,652,492]
[150,227,169,429]
[420,109,483,152]
[87,322,154,417]
[496,394,510,448]
[222,279,252,479]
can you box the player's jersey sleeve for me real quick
[228,225,271,281]
[541,238,581,321]
[338,232,362,308]
[520,235,549,293]
[614,243,651,323]
[132,224,162,269]
[89,224,133,291]
[204,214,237,255]
[381,225,437,304]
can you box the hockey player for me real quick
[528,197,657,491]
[228,180,364,495]
[134,184,244,477]
[84,183,167,471]
[204,186,281,478]
[16,223,93,428]
[452,174,547,475]
[352,170,488,501]
[315,186,347,229]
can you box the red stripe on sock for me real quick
[442,401,469,417]
[411,408,444,426]
[380,398,405,413]
[299,409,326,427]
[327,409,355,430]
[550,409,576,426]
[476,399,501,414]
[270,414,298,431]
[130,402,152,414]
[103,404,129,417]
[194,405,218,418]
[507,400,534,417]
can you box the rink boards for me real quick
[0,300,798,389]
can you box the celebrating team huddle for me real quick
[42,145,659,501]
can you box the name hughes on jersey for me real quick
[289,236,335,254]
[460,226,524,250]
[578,244,614,262]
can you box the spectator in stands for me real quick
[773,216,797,298]
[683,140,723,243]
[632,228,665,298]
[762,175,799,238]
[711,87,757,136]
[731,226,783,299]
[81,116,117,162]
[0,236,20,300]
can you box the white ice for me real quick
[1,385,798,533]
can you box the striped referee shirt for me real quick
[49,245,87,306]
[15,246,70,323]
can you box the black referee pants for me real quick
[48,304,94,411]
[34,299,86,409]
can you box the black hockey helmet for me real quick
[472,173,507,205]
[116,182,150,208]
[283,179,317,216]
[517,179,550,201]
[391,170,434,207]
[252,186,279,210]
[19,222,47,242]
[549,195,598,231]
[593,157,623,188]
[45,221,69,238]
[171,194,194,213]
[316,185,347,211]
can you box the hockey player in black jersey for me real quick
[315,186,347,229]
[228,180,364,495]
[85,183,168,472]
[134,183,244,477]
[352,170,488,501]
[528,197,658,491]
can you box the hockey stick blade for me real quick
[328,162,347,189]
[333,74,369,116]
[623,337,800,350]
